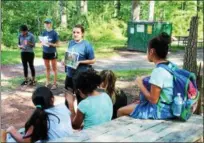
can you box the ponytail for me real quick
[25,108,49,142]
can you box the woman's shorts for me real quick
[43,52,58,60]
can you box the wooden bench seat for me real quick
[51,115,203,142]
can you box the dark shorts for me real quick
[43,52,58,60]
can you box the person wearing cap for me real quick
[41,18,60,90]
[18,25,36,86]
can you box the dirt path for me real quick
[1,79,139,129]
[1,49,203,80]
[1,49,203,129]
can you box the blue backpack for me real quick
[157,62,200,121]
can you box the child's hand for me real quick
[6,126,16,134]
[135,77,143,88]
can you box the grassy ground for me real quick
[115,69,152,80]
[1,69,152,93]
[170,43,203,52]
[1,39,127,65]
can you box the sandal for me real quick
[51,84,57,90]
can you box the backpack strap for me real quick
[156,62,177,75]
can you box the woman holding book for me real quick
[63,24,95,105]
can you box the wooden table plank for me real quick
[84,119,164,142]
[121,116,203,142]
[51,115,203,142]
[50,116,137,142]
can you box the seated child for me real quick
[117,32,175,120]
[5,86,73,142]
[65,70,113,129]
[99,70,127,119]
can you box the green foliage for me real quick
[1,0,203,48]
[55,27,72,41]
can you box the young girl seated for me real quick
[117,32,175,120]
[99,70,127,119]
[65,70,113,130]
[6,86,73,142]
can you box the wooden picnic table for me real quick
[51,115,203,142]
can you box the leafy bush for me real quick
[55,27,72,41]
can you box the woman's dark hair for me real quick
[74,24,85,33]
[100,70,116,103]
[75,70,101,95]
[19,25,28,32]
[24,86,58,142]
[148,32,171,59]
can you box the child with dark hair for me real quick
[117,32,175,120]
[65,70,113,130]
[6,86,73,142]
[99,70,127,119]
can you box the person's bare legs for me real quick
[44,59,51,86]
[51,59,57,89]
[1,129,7,142]
[117,103,137,117]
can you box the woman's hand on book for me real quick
[61,60,65,66]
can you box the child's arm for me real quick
[72,109,84,130]
[65,90,76,121]
[136,77,161,104]
[6,126,33,142]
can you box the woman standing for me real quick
[64,24,95,104]
[18,25,36,86]
[41,18,60,90]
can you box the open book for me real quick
[39,36,49,47]
[64,51,79,69]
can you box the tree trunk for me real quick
[80,0,88,15]
[148,0,155,21]
[114,0,121,18]
[194,63,202,115]
[183,16,198,74]
[59,0,67,28]
[131,0,140,22]
[194,0,202,115]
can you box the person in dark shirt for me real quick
[18,25,36,86]
[41,18,60,90]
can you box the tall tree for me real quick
[183,16,198,74]
[114,0,121,18]
[59,0,67,28]
[148,0,155,21]
[131,0,140,21]
[80,0,88,15]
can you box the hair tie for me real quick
[36,105,42,109]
